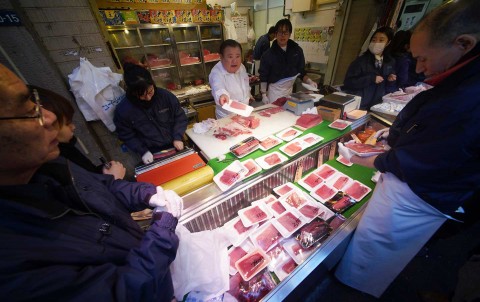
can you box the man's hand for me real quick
[142,151,154,164]
[149,187,183,218]
[305,78,318,89]
[261,93,270,104]
[375,76,384,84]
[338,142,355,161]
[173,140,184,151]
[219,94,229,106]
[102,161,126,180]
[387,74,397,82]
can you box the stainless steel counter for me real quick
[177,115,372,300]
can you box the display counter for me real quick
[179,112,380,300]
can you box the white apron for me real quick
[335,172,449,297]
[266,74,299,104]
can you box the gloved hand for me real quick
[374,128,390,141]
[149,186,183,218]
[338,141,355,162]
[305,78,318,89]
[142,151,154,164]
[261,93,270,104]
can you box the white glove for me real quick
[338,142,355,161]
[262,93,270,104]
[374,128,390,141]
[149,187,183,218]
[142,151,154,164]
[305,78,318,89]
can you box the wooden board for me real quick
[186,105,299,160]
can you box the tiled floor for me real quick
[301,219,480,302]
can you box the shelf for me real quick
[180,62,202,67]
[113,45,141,50]
[204,59,220,63]
[201,38,222,42]
[176,40,200,44]
[150,65,175,70]
[144,43,171,47]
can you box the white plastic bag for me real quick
[68,58,124,131]
[170,225,231,300]
[267,73,300,104]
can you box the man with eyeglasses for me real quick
[259,18,318,104]
[0,62,183,301]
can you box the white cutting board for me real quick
[186,105,299,160]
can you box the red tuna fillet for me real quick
[230,246,248,269]
[264,153,281,166]
[285,142,302,155]
[236,251,268,280]
[256,223,282,251]
[277,212,302,232]
[295,113,322,129]
[303,173,322,188]
[345,182,369,200]
[220,169,238,186]
[243,161,258,177]
[282,258,298,274]
[277,184,293,195]
[284,191,307,208]
[244,205,268,224]
[317,165,336,180]
[314,184,336,200]
[230,101,247,110]
[299,204,319,218]
[260,137,278,149]
[333,176,350,190]
[281,129,298,138]
[233,219,251,235]
[271,201,286,215]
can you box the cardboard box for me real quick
[316,105,341,122]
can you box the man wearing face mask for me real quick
[335,0,480,298]
[343,26,397,110]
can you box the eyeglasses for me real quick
[277,31,291,36]
[0,89,44,126]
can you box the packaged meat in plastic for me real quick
[228,270,276,302]
[258,135,282,151]
[315,164,338,180]
[325,193,356,213]
[241,159,262,178]
[230,136,260,158]
[273,182,296,196]
[273,256,298,282]
[235,248,271,281]
[238,201,273,227]
[276,127,303,142]
[297,200,335,223]
[280,190,310,209]
[254,151,287,170]
[229,240,255,275]
[223,216,259,247]
[328,214,346,231]
[213,160,248,192]
[282,237,315,265]
[266,244,289,272]
[271,208,307,238]
[344,180,372,201]
[249,221,284,252]
[310,183,338,203]
[298,171,323,191]
[295,217,332,249]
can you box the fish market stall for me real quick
[180,111,381,300]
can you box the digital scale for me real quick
[317,93,360,116]
[283,92,315,115]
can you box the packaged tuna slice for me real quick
[344,180,372,201]
[213,160,248,192]
[276,127,303,142]
[297,201,334,223]
[294,217,332,249]
[223,216,259,246]
[249,221,284,252]
[268,200,287,217]
[301,133,324,147]
[259,135,282,151]
[310,183,338,203]
[315,164,338,180]
[266,244,290,272]
[255,151,288,170]
[238,201,273,227]
[298,171,323,191]
[273,256,298,281]
[222,99,254,117]
[328,119,352,130]
[230,136,260,158]
[228,240,254,275]
[282,237,315,265]
[325,195,356,213]
[279,190,310,209]
[241,158,262,178]
[336,154,353,167]
[235,248,271,281]
[271,208,307,238]
[273,182,296,196]
[328,173,353,191]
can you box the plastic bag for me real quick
[267,73,299,104]
[68,58,124,131]
[170,225,231,300]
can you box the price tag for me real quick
[294,158,304,183]
[0,10,21,26]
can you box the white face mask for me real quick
[369,42,386,55]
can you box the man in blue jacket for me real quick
[336,0,480,298]
[114,63,188,164]
[0,62,182,301]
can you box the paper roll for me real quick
[161,166,214,196]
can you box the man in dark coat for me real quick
[0,62,182,301]
[114,63,188,164]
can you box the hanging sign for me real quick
[0,10,21,26]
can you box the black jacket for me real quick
[343,51,396,110]
[59,136,102,174]
[259,39,306,84]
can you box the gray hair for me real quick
[414,0,480,47]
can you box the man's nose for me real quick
[415,61,425,74]
[42,108,57,126]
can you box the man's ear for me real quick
[454,34,477,53]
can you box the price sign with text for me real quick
[0,10,21,26]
